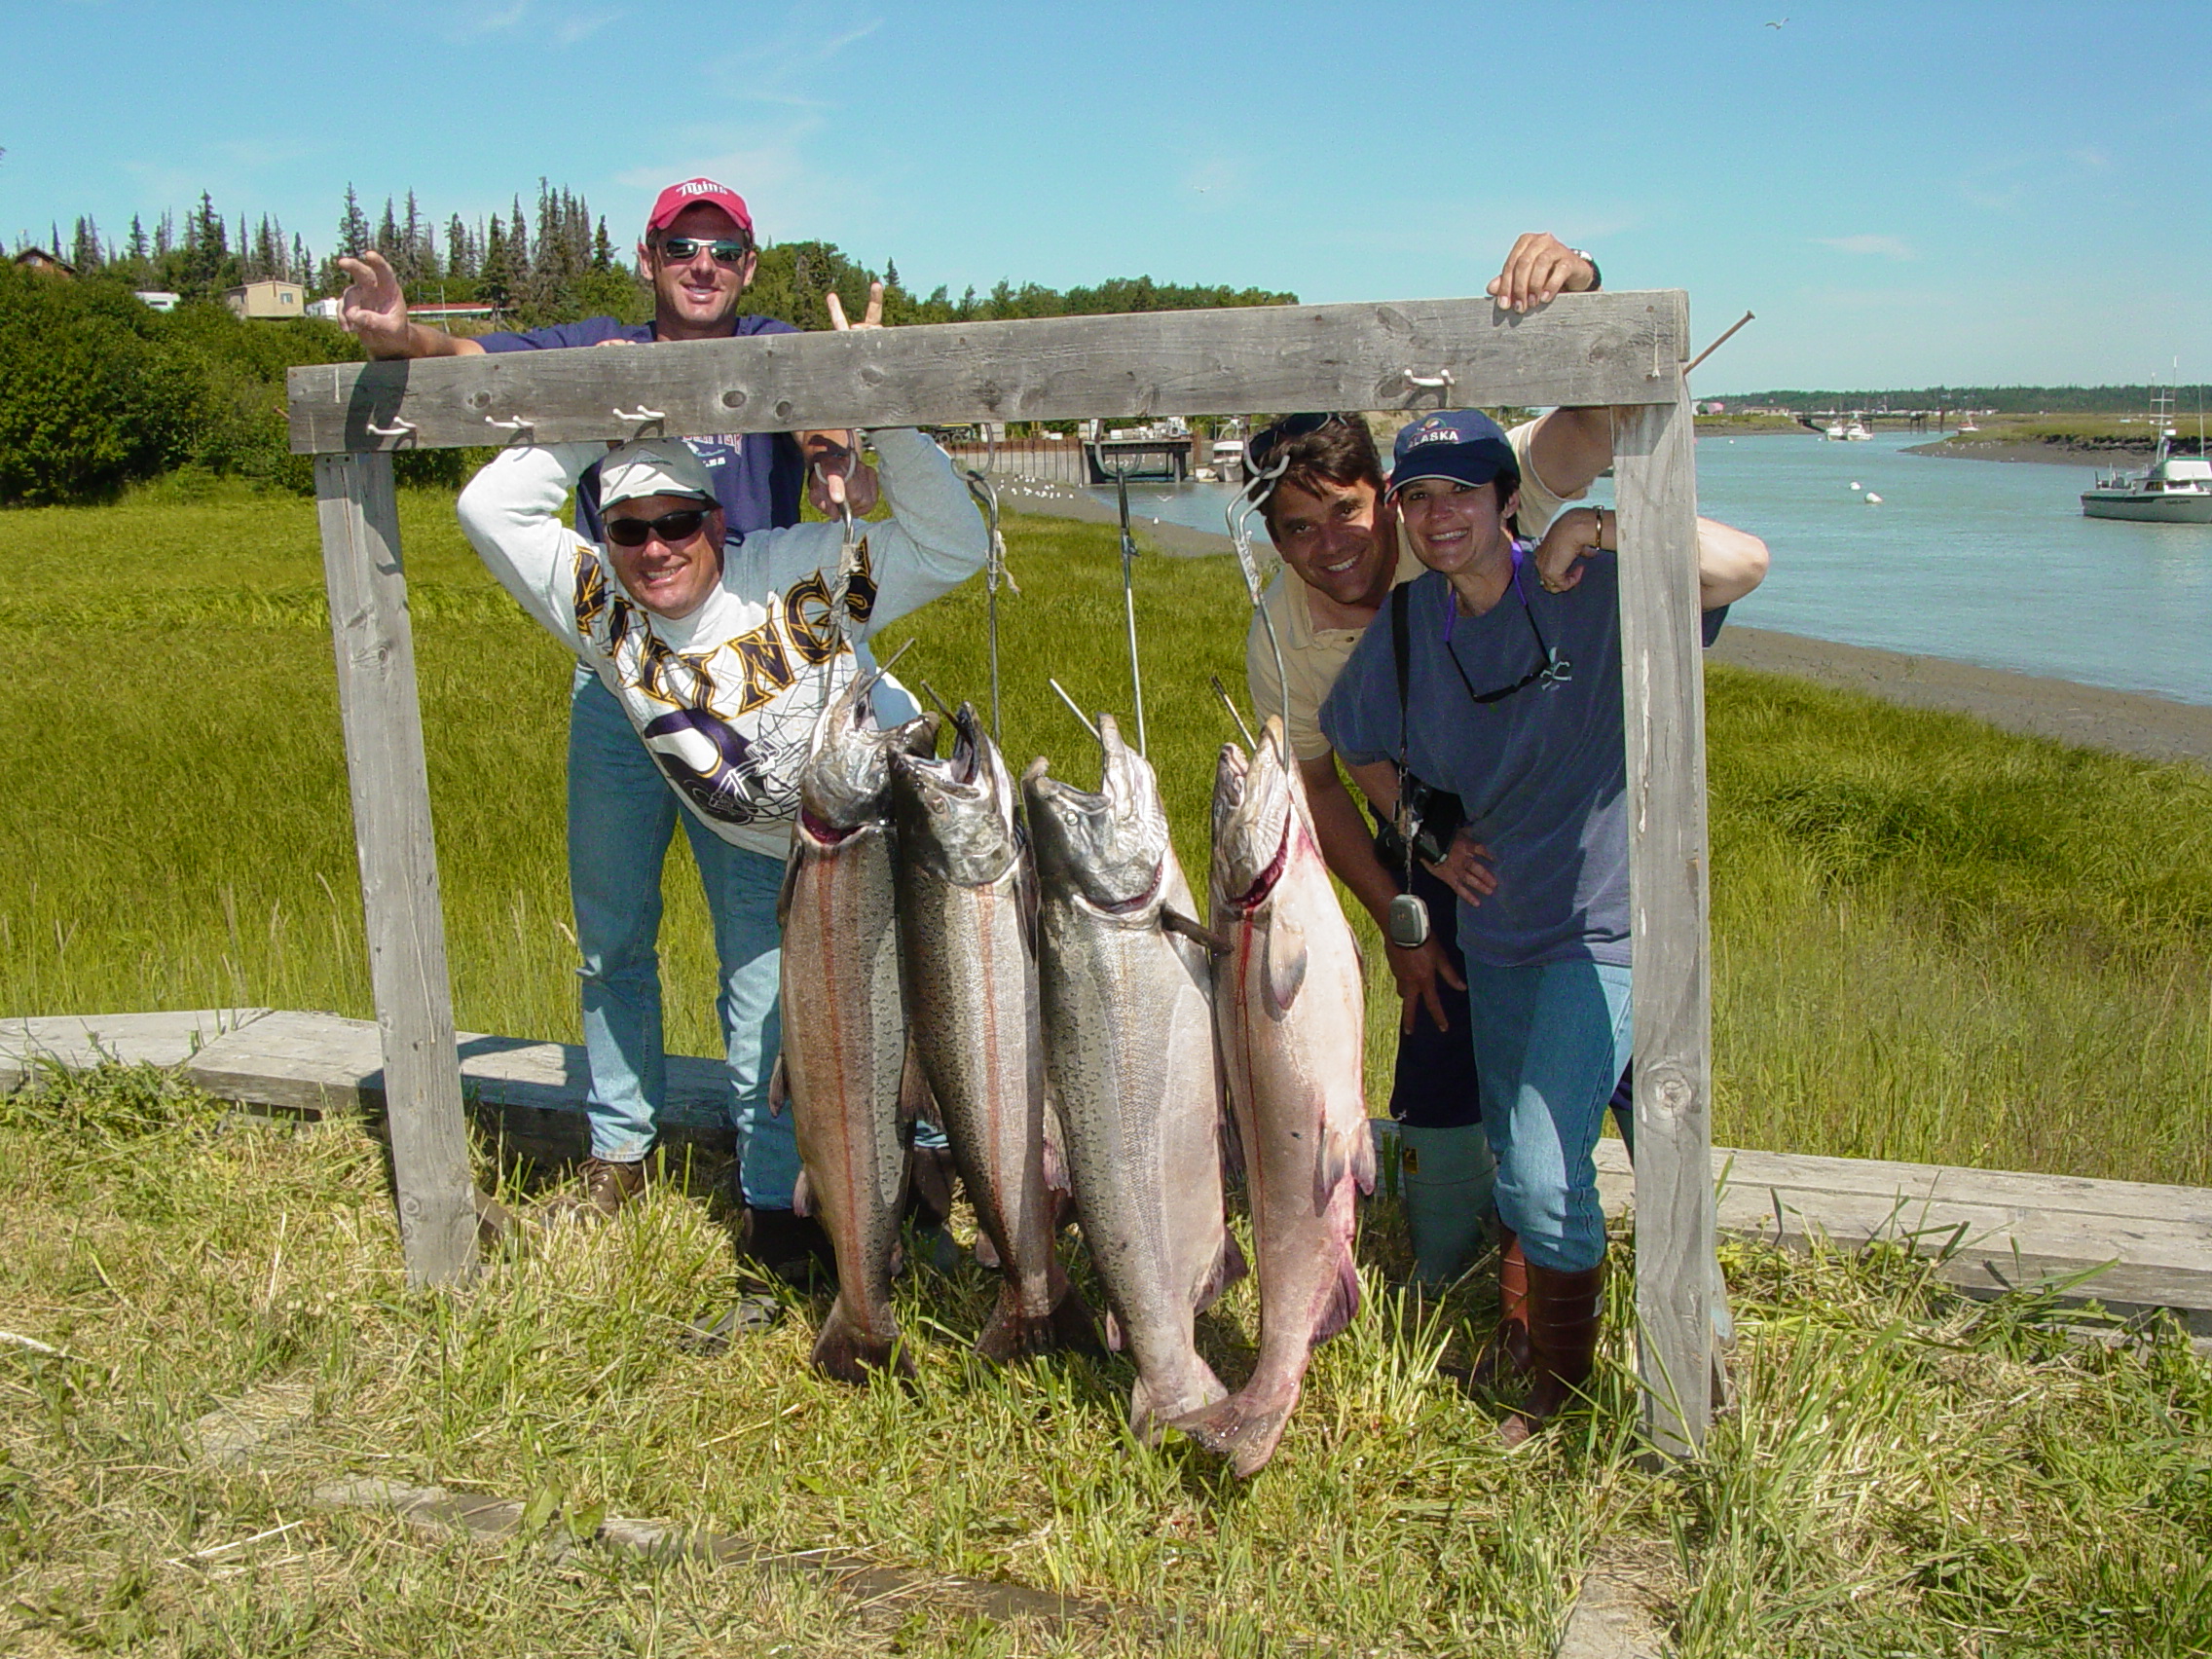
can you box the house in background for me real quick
[135,291,181,312]
[13,247,76,276]
[225,279,305,319]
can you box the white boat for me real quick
[2081,428,2212,523]
[1957,416,1980,433]
[1824,416,1873,441]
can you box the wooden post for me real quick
[1612,385,1722,1457]
[314,452,480,1287]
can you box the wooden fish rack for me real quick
[284,291,1720,1456]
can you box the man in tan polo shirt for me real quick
[1241,233,1621,1291]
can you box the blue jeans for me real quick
[567,667,799,1206]
[1464,958,1634,1274]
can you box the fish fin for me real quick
[972,1230,1002,1270]
[1194,1227,1248,1314]
[976,1281,1101,1364]
[1104,1309,1124,1352]
[1264,912,1309,1014]
[898,1040,937,1132]
[792,1168,813,1220]
[1310,1248,1362,1346]
[1161,906,1233,956]
[1352,1119,1379,1197]
[810,1298,913,1383]
[1171,1391,1296,1479]
[767,1053,789,1118]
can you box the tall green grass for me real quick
[3,480,2209,1184]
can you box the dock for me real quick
[9,1008,2210,1338]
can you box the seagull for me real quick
[1766,17,1787,27]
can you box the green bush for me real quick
[0,266,364,504]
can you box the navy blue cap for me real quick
[1386,410,1516,497]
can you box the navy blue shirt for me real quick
[1320,551,1725,970]
[475,314,805,538]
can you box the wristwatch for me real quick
[1569,249,1603,292]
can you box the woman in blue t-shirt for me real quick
[1319,410,1767,1443]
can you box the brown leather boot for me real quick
[1500,1260,1605,1447]
[1469,1232,1535,1387]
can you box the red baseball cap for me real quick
[645,177,754,241]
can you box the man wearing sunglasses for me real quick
[338,179,883,1264]
[456,415,984,1272]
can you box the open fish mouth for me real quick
[1022,743,1167,915]
[1214,732,1293,911]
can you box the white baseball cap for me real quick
[600,440,717,508]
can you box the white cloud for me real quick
[553,8,621,45]
[1816,234,1916,260]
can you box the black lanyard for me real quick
[1441,541,1572,705]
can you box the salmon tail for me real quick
[1130,1364,1228,1447]
[976,1280,1102,1363]
[1171,1388,1296,1479]
[1193,1226,1248,1314]
[810,1297,913,1383]
[1311,1247,1362,1346]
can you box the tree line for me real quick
[27,180,1296,335]
[1719,386,2212,415]
[4,180,1296,505]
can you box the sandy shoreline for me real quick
[996,483,2211,767]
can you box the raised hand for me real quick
[1485,233,1598,314]
[808,281,888,514]
[336,250,413,359]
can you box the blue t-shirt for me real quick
[1320,550,1725,970]
[475,314,805,538]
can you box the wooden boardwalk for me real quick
[9,1008,2210,1337]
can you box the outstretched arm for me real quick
[338,250,486,360]
[1530,507,1771,609]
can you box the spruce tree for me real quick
[338,185,370,258]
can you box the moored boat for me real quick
[2081,427,2212,524]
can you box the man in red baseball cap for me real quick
[336,183,883,1274]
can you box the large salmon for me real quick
[891,703,1094,1361]
[1024,715,1241,1440]
[1177,722,1375,1475]
[778,677,938,1382]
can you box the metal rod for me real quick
[919,680,955,719]
[1114,468,1147,757]
[964,463,1008,747]
[1047,678,1102,744]
[1208,676,1258,751]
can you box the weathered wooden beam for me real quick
[1612,388,1721,1458]
[314,452,480,1286]
[286,291,1689,455]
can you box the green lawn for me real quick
[2,479,2209,1653]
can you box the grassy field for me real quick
[3,478,2209,1183]
[3,480,2210,1652]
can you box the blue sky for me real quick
[7,0,2208,390]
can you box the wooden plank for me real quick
[314,452,478,1286]
[0,1009,271,1093]
[1612,386,1717,1457]
[1714,1147,2212,1228]
[181,1009,734,1163]
[286,291,1688,454]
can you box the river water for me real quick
[1090,432,2212,708]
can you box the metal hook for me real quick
[612,405,666,425]
[1402,368,1457,390]
[484,415,535,435]
[1224,450,1294,755]
[1047,678,1102,745]
[1113,466,1147,758]
[365,417,417,440]
[1209,676,1258,752]
[961,464,1010,746]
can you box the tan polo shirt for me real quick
[1245,420,1576,762]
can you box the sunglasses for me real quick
[655,236,752,266]
[605,507,710,547]
[1246,412,1349,472]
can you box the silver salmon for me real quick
[891,703,1095,1361]
[1024,715,1241,1440]
[1177,722,1375,1476]
[778,677,938,1382]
